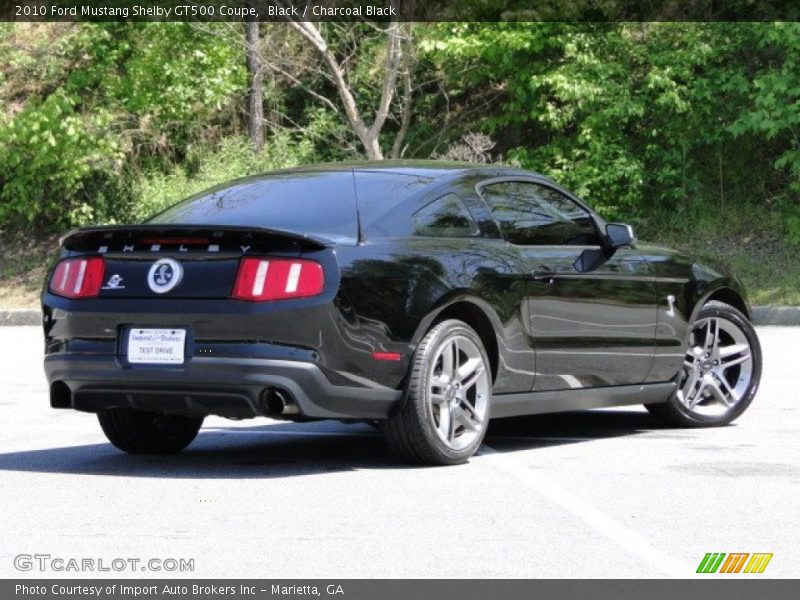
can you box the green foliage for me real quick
[0,90,122,228]
[725,23,800,245]
[131,134,316,222]
[0,23,246,231]
[421,23,800,230]
[65,23,246,160]
[302,105,360,161]
[1,20,800,259]
[2,21,800,304]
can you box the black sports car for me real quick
[42,161,762,465]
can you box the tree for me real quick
[244,21,264,153]
[287,19,409,160]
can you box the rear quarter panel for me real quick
[334,238,536,393]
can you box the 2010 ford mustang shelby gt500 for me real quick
[42,161,761,465]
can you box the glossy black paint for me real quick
[42,161,752,420]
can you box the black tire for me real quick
[645,301,762,427]
[97,408,204,454]
[385,319,492,465]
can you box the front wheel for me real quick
[385,319,492,465]
[646,301,761,427]
[98,408,204,454]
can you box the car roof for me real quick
[257,160,550,182]
[170,161,558,213]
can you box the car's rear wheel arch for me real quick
[386,318,492,464]
[427,300,499,384]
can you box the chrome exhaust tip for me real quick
[260,387,299,416]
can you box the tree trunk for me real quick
[288,20,406,161]
[390,39,413,159]
[245,21,264,153]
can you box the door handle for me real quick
[532,266,557,283]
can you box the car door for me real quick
[477,179,659,391]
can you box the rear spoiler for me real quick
[59,224,335,253]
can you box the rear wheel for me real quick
[386,319,491,465]
[97,408,203,454]
[646,301,761,427]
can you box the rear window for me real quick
[147,171,433,241]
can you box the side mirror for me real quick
[606,223,635,249]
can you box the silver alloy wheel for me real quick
[427,334,490,451]
[677,315,754,417]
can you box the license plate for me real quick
[127,328,186,365]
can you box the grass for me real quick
[0,230,59,309]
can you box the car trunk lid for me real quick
[57,225,332,300]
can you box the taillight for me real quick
[49,257,105,299]
[232,258,324,301]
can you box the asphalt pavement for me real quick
[0,326,797,578]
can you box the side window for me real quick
[412,194,479,238]
[478,181,602,246]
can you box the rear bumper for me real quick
[44,354,401,420]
